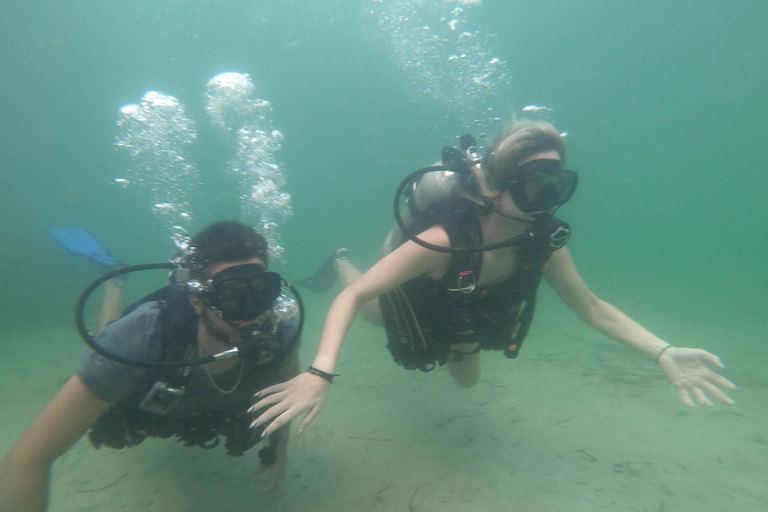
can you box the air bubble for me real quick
[206,72,292,264]
[371,0,512,129]
[116,91,199,233]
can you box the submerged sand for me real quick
[1,296,766,512]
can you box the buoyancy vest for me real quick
[87,285,297,458]
[379,196,569,372]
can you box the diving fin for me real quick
[295,249,348,293]
[46,228,121,269]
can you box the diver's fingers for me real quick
[698,350,725,369]
[248,390,285,413]
[691,387,714,407]
[262,477,282,494]
[250,399,290,428]
[260,409,297,438]
[254,463,282,494]
[676,387,696,408]
[709,372,737,391]
[702,381,734,405]
[256,382,288,398]
[297,405,323,435]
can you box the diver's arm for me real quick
[543,247,669,357]
[311,226,450,375]
[0,375,112,512]
[543,247,735,406]
[250,226,451,436]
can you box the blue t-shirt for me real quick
[78,302,298,415]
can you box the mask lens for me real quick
[248,273,282,308]
[523,170,577,211]
[205,265,282,321]
[508,160,577,213]
[213,279,249,316]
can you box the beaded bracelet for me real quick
[654,344,674,363]
[307,366,339,384]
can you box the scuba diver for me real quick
[249,120,736,439]
[0,221,303,512]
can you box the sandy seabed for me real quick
[1,300,766,512]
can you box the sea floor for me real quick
[1,299,766,512]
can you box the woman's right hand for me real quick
[249,372,331,437]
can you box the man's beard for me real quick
[200,307,239,346]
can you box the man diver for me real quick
[0,221,300,512]
[249,120,736,439]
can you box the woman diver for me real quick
[249,120,736,437]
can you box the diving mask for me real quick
[195,263,282,322]
[506,159,578,213]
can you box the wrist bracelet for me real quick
[654,344,674,363]
[307,366,338,384]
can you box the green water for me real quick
[1,1,766,511]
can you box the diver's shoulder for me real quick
[417,224,451,246]
[111,301,163,334]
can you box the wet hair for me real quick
[482,120,566,190]
[185,220,269,281]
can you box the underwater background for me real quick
[1,1,766,511]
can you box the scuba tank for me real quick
[382,135,482,256]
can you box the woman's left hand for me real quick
[658,347,736,407]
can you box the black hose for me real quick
[75,263,305,368]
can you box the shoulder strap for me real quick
[440,212,483,293]
[124,285,198,385]
[159,286,199,384]
[504,216,571,358]
[428,198,485,339]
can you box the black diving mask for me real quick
[506,158,578,213]
[198,263,282,322]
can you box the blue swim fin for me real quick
[46,228,120,269]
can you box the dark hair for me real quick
[482,120,566,189]
[186,221,269,281]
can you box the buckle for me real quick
[548,225,570,250]
[448,270,476,294]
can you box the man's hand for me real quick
[254,448,286,493]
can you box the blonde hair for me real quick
[481,120,566,192]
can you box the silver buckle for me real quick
[448,270,476,294]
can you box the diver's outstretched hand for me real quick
[658,347,736,407]
[249,372,330,437]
